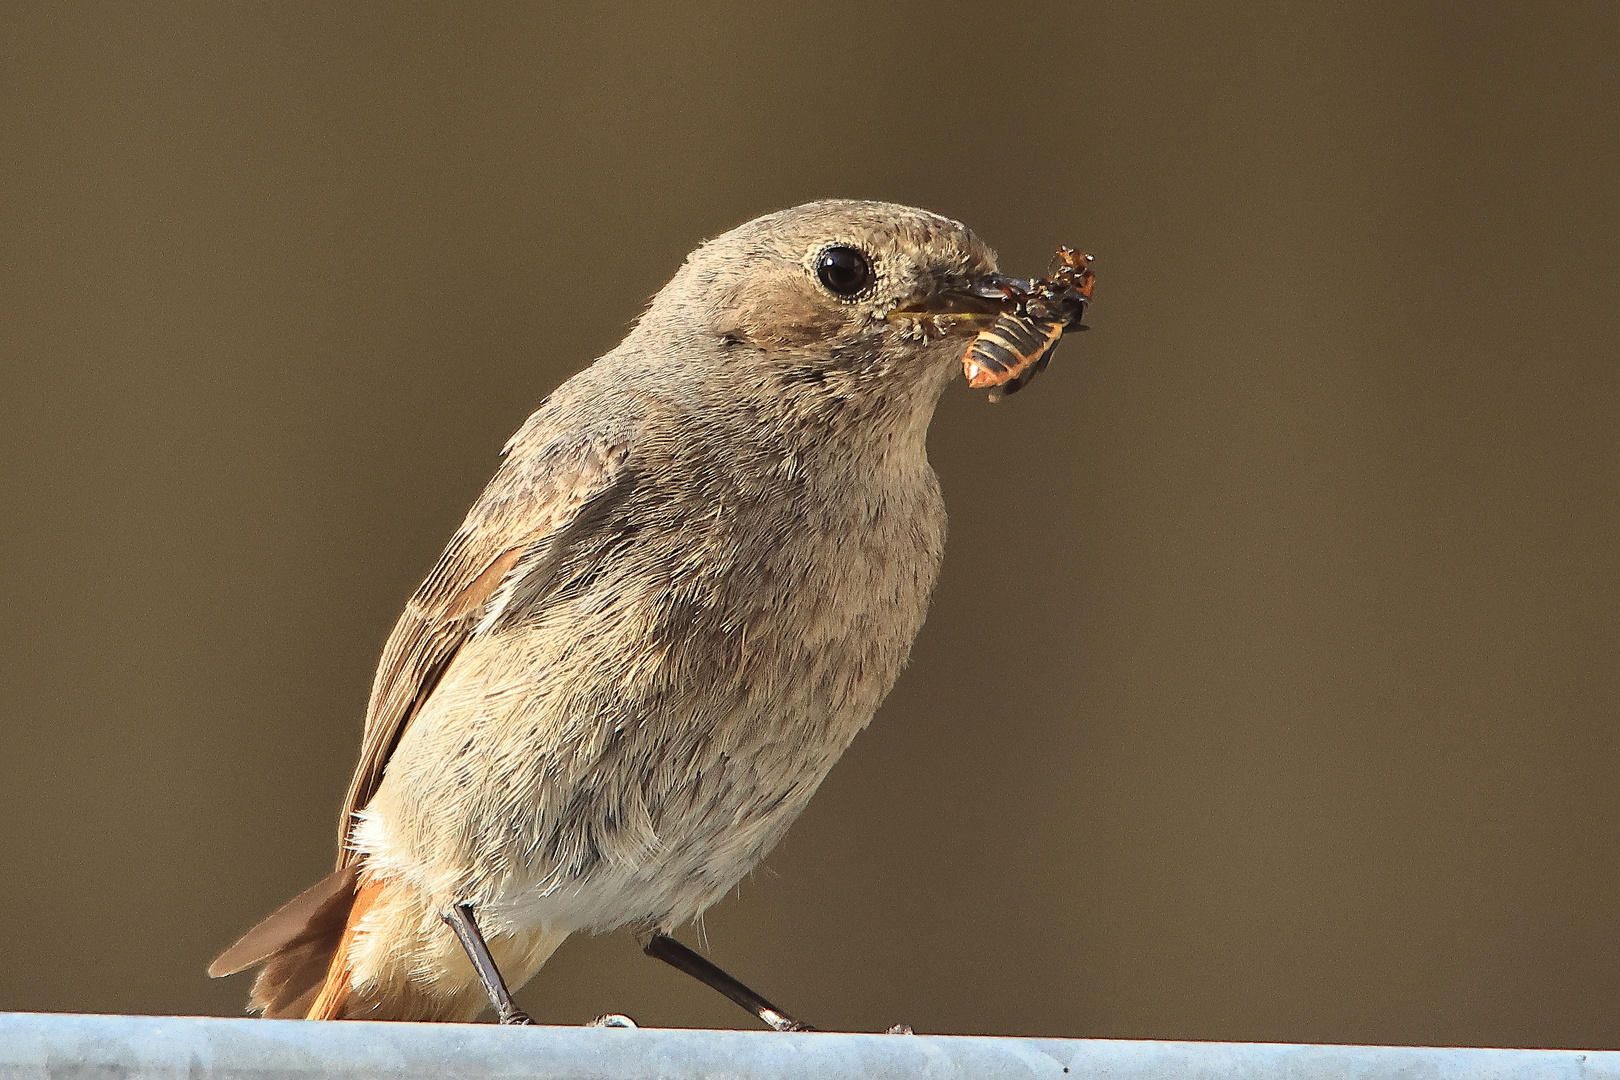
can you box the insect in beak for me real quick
[961,249,1095,401]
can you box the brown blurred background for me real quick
[3,0,1618,1049]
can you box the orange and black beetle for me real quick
[964,248,1095,401]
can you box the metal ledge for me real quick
[0,1012,1615,1080]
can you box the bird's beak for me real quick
[885,272,1032,337]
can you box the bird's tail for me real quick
[208,866,361,1019]
[213,865,568,1021]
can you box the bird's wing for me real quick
[334,432,634,867]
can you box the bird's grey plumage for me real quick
[214,200,1005,1021]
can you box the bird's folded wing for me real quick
[334,433,634,866]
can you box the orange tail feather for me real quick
[305,875,387,1020]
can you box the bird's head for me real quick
[630,200,1028,427]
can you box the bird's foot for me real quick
[497,1008,535,1026]
[586,1013,639,1028]
[885,1023,916,1035]
[759,1008,815,1032]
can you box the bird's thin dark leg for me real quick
[644,933,814,1032]
[442,903,533,1025]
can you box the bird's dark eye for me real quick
[815,246,873,297]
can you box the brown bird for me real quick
[209,199,1042,1028]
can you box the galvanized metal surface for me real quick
[1,1012,1616,1080]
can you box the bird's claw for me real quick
[885,1023,916,1035]
[760,1009,815,1032]
[586,1013,639,1028]
[498,1009,535,1025]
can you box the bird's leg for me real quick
[643,933,815,1032]
[442,903,534,1025]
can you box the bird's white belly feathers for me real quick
[356,455,945,940]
